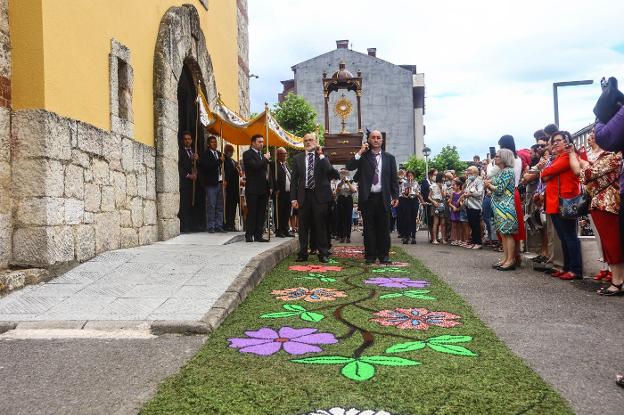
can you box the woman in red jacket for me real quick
[540,131,583,279]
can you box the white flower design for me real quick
[306,408,393,415]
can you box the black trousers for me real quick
[336,195,353,239]
[362,193,391,261]
[225,189,239,230]
[298,189,329,258]
[179,182,205,232]
[273,190,291,234]
[399,198,418,239]
[466,208,482,245]
[245,192,268,239]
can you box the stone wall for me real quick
[10,109,158,268]
[237,0,250,118]
[0,0,11,269]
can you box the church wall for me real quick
[0,0,11,269]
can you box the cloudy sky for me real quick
[248,0,624,159]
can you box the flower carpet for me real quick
[142,246,572,415]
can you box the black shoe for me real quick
[365,258,376,264]
[496,264,517,271]
[345,238,350,243]
[295,256,309,262]
[402,238,409,244]
[245,236,254,242]
[284,232,295,237]
[411,238,416,244]
[379,257,392,265]
[216,228,227,233]
[276,232,285,238]
[318,255,329,263]
[207,229,215,233]
[255,237,270,242]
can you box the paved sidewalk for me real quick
[0,233,295,331]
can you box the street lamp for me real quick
[422,145,431,176]
[553,80,593,126]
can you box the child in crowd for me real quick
[449,179,463,245]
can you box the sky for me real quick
[247,0,624,159]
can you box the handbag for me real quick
[558,176,589,219]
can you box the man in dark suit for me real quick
[178,131,199,233]
[346,130,399,264]
[242,134,270,242]
[223,144,240,231]
[291,133,340,262]
[199,136,225,233]
[270,147,293,237]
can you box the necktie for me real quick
[187,149,192,159]
[372,153,380,185]
[306,152,315,189]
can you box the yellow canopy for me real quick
[202,95,304,149]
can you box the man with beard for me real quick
[242,134,270,242]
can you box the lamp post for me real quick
[422,145,431,176]
[553,80,593,126]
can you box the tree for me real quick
[272,93,323,141]
[403,156,427,181]
[430,145,467,173]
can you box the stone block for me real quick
[119,209,132,227]
[155,157,179,193]
[139,225,158,245]
[133,142,145,172]
[0,107,9,162]
[0,160,9,213]
[112,171,127,208]
[158,218,179,241]
[12,158,64,197]
[74,224,95,262]
[64,198,85,225]
[137,168,147,198]
[64,164,84,199]
[143,200,157,225]
[0,0,9,36]
[146,168,156,200]
[16,197,64,226]
[12,226,74,267]
[126,173,137,197]
[143,146,156,169]
[157,192,179,219]
[0,212,10,268]
[0,32,10,78]
[154,98,178,131]
[84,211,94,224]
[155,124,179,159]
[102,133,122,163]
[76,121,103,156]
[94,211,120,254]
[84,183,101,212]
[129,197,143,227]
[120,228,139,248]
[84,165,93,183]
[91,158,110,185]
[121,138,135,172]
[11,110,72,161]
[100,185,115,211]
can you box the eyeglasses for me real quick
[536,144,547,148]
[552,139,564,144]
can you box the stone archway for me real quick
[153,4,217,240]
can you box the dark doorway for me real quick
[177,64,206,231]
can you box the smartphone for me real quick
[489,147,496,159]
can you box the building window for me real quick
[110,39,134,137]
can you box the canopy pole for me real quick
[220,120,226,226]
[265,103,271,241]
[237,144,243,232]
[192,81,200,207]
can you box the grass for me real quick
[141,246,573,415]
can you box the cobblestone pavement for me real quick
[399,230,624,415]
[0,233,288,324]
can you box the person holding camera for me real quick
[346,130,399,264]
[335,168,357,243]
[429,172,447,244]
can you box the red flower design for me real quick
[289,265,343,272]
[370,308,462,330]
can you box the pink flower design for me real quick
[364,277,430,289]
[374,261,409,268]
[271,287,347,302]
[370,308,462,330]
[332,246,366,259]
[289,265,343,272]
[228,327,338,356]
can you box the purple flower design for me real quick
[364,277,430,289]
[228,327,338,356]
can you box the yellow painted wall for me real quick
[10,0,239,147]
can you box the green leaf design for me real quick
[308,273,325,278]
[327,259,339,264]
[427,343,477,357]
[341,361,375,381]
[404,292,437,300]
[359,356,421,366]
[371,267,408,273]
[319,277,336,283]
[427,335,473,344]
[385,341,427,354]
[283,304,307,312]
[300,312,325,322]
[295,276,318,280]
[379,293,404,299]
[259,311,301,319]
[291,356,355,365]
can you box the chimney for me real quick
[336,39,349,49]
[367,48,377,57]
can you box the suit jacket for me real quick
[290,152,339,205]
[199,149,222,186]
[224,156,240,196]
[178,147,195,187]
[346,151,399,211]
[270,161,291,193]
[243,148,270,195]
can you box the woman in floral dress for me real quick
[484,149,518,270]
[568,143,623,295]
